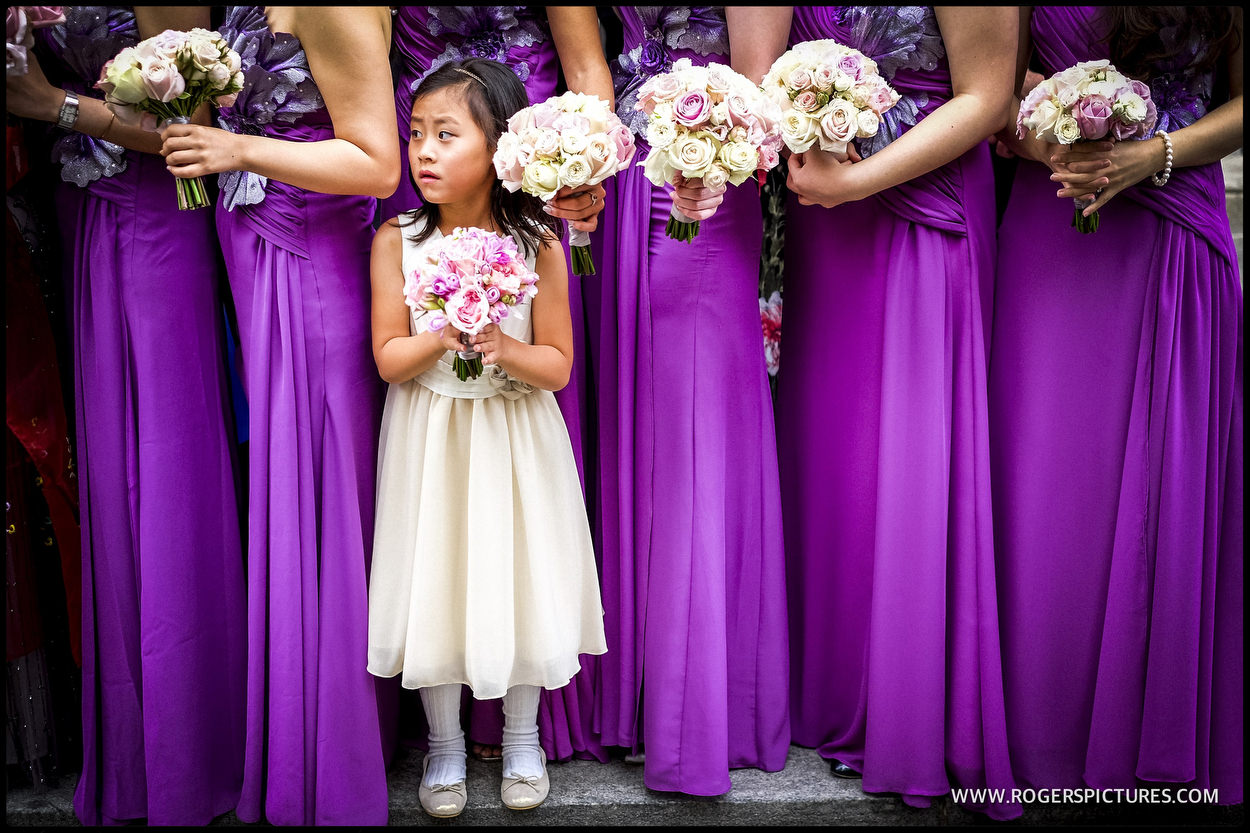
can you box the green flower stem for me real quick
[1071,204,1100,234]
[571,245,596,276]
[666,216,700,242]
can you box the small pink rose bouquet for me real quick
[96,27,244,210]
[1016,59,1157,234]
[635,57,784,242]
[404,226,540,381]
[760,290,782,378]
[6,6,63,76]
[761,39,900,159]
[494,91,635,276]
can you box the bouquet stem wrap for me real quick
[667,202,700,243]
[454,333,484,381]
[568,224,595,276]
[161,116,211,211]
[1071,197,1100,234]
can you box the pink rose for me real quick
[1074,93,1113,140]
[1110,119,1139,141]
[444,284,491,335]
[792,90,820,113]
[22,6,63,27]
[835,53,864,81]
[866,81,897,115]
[140,58,186,103]
[786,67,813,91]
[607,123,635,163]
[672,89,712,127]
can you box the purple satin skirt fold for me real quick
[778,147,1020,819]
[61,152,247,826]
[990,162,1243,804]
[218,189,391,826]
[586,160,791,796]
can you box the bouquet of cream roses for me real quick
[404,226,540,381]
[96,27,244,210]
[1016,59,1158,233]
[635,57,783,242]
[494,91,636,276]
[761,38,900,159]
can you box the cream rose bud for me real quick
[560,131,589,156]
[706,65,731,96]
[1114,92,1147,122]
[652,101,674,123]
[1027,98,1062,140]
[642,147,674,187]
[585,135,617,180]
[208,62,232,89]
[702,163,730,190]
[645,118,678,149]
[793,90,820,113]
[105,53,148,104]
[780,110,819,153]
[521,159,562,199]
[1053,113,1082,144]
[812,66,836,92]
[832,71,853,92]
[855,108,880,137]
[1084,79,1117,100]
[710,101,730,125]
[189,34,221,71]
[667,131,717,177]
[718,140,757,175]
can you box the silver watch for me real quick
[56,91,80,130]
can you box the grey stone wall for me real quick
[1222,149,1242,277]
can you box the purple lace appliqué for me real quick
[215,6,324,210]
[833,6,945,157]
[612,6,729,137]
[41,6,134,186]
[414,6,546,91]
[1142,23,1213,136]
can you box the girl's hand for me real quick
[1050,137,1164,217]
[159,122,245,179]
[786,147,861,208]
[546,183,606,232]
[470,323,513,367]
[5,51,63,122]
[671,171,726,221]
[436,324,469,356]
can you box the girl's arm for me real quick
[160,6,400,199]
[545,6,613,232]
[370,220,460,384]
[786,6,1017,209]
[470,235,574,392]
[4,6,211,156]
[726,6,793,85]
[1056,9,1243,216]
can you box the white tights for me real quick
[419,683,544,786]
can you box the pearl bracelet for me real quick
[1150,129,1173,187]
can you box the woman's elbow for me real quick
[369,161,401,199]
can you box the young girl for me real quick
[365,58,607,818]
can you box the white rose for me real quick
[645,118,678,149]
[533,128,561,159]
[1085,79,1117,99]
[1114,92,1147,123]
[521,159,562,199]
[641,147,674,187]
[493,132,525,188]
[832,71,853,92]
[1053,113,1082,144]
[584,135,617,181]
[780,110,819,153]
[558,154,592,188]
[855,108,880,137]
[812,66,836,92]
[207,62,232,90]
[702,163,730,189]
[819,98,859,145]
[710,101,730,125]
[718,140,756,174]
[1026,98,1062,141]
[560,131,588,156]
[666,131,717,177]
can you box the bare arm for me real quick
[548,6,614,105]
[161,6,400,199]
[786,6,1017,208]
[371,221,451,384]
[726,6,793,85]
[4,6,210,155]
[471,236,574,391]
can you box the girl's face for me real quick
[409,86,496,208]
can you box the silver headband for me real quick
[454,66,485,87]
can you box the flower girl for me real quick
[365,58,606,818]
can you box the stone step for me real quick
[6,745,1244,827]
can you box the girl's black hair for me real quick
[1098,7,1240,81]
[399,58,559,255]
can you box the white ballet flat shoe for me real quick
[419,757,467,818]
[500,759,549,810]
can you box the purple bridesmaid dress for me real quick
[776,7,1018,819]
[39,7,247,826]
[379,5,601,763]
[990,6,1243,804]
[215,7,389,825]
[585,6,790,796]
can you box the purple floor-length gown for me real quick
[215,7,389,825]
[38,7,247,826]
[379,6,601,762]
[776,7,1018,819]
[585,6,790,796]
[990,7,1243,804]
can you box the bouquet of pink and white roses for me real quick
[494,91,636,276]
[1017,59,1157,233]
[6,6,63,76]
[404,226,540,381]
[635,57,784,242]
[96,27,244,210]
[761,39,900,158]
